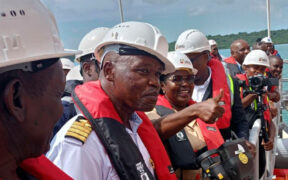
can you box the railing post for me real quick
[249,119,261,180]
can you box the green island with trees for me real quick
[169,29,288,51]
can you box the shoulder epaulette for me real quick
[65,117,92,144]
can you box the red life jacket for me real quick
[73,81,177,180]
[19,155,72,180]
[156,95,224,150]
[210,53,222,62]
[207,59,232,129]
[224,56,237,64]
[235,74,271,122]
[272,49,279,56]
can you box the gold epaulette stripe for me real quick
[68,126,90,137]
[71,124,91,134]
[65,119,92,144]
[66,131,87,143]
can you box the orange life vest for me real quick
[224,56,237,64]
[73,81,177,180]
[19,155,72,180]
[208,59,232,129]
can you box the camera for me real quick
[248,74,278,91]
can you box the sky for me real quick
[40,0,288,50]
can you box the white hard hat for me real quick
[61,58,74,70]
[175,29,211,54]
[243,50,270,67]
[75,27,110,62]
[66,65,83,81]
[261,37,273,44]
[0,0,79,72]
[95,21,174,74]
[167,51,198,75]
[208,39,217,46]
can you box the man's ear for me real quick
[102,61,115,82]
[82,62,93,77]
[3,79,25,123]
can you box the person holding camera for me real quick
[235,50,276,177]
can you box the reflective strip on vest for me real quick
[226,74,234,106]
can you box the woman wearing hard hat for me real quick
[146,51,224,180]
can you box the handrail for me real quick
[249,119,261,180]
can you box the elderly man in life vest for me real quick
[224,39,251,77]
[47,21,178,180]
[0,0,78,179]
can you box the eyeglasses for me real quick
[167,75,195,84]
[189,52,205,62]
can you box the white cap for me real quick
[167,51,197,75]
[0,0,80,72]
[75,27,110,62]
[208,39,217,46]
[243,50,270,67]
[61,58,74,70]
[66,65,83,81]
[261,37,273,44]
[175,29,211,54]
[95,21,175,74]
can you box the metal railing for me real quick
[249,119,261,179]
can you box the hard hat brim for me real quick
[0,49,81,70]
[95,41,175,74]
[243,62,270,68]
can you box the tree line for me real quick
[169,29,288,51]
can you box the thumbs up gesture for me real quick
[194,89,225,124]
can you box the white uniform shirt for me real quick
[47,113,155,180]
[192,67,212,102]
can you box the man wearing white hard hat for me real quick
[76,27,110,82]
[47,21,177,180]
[52,27,110,137]
[146,51,225,179]
[60,58,75,76]
[235,50,276,177]
[261,37,281,57]
[208,39,223,61]
[175,29,250,142]
[0,0,78,179]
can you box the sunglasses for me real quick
[167,75,195,84]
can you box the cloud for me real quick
[214,0,235,5]
[141,0,178,5]
[187,7,205,16]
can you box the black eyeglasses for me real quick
[167,75,195,84]
[189,52,205,62]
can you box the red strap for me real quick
[137,112,177,180]
[20,155,72,180]
[208,59,232,129]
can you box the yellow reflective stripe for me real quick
[228,75,234,95]
[226,75,234,106]
[249,87,257,110]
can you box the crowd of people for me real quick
[0,0,284,179]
